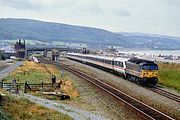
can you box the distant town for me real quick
[1,39,180,64]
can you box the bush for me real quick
[0,94,2,101]
[0,108,12,120]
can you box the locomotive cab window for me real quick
[142,65,158,70]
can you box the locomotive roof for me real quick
[128,57,155,64]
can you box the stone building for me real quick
[14,39,26,59]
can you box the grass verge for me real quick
[0,90,72,120]
[158,62,180,91]
[3,61,55,83]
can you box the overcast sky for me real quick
[0,0,180,37]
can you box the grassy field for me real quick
[158,62,180,91]
[3,61,59,83]
[0,89,72,120]
[3,61,79,97]
[0,60,79,119]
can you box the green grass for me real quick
[0,92,72,120]
[0,61,73,120]
[158,63,180,91]
[4,70,50,84]
[0,107,13,120]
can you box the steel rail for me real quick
[65,57,180,103]
[149,87,180,103]
[41,59,175,120]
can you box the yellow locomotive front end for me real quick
[141,70,158,78]
[126,58,159,86]
[140,63,158,86]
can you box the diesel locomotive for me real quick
[67,53,158,86]
[126,58,158,86]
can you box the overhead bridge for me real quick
[26,47,81,57]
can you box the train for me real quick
[67,53,158,86]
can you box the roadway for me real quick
[0,61,23,80]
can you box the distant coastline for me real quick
[118,50,180,56]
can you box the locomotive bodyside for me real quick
[126,58,158,86]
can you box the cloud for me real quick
[164,0,180,7]
[0,0,41,10]
[34,0,77,9]
[111,8,131,17]
[76,1,104,16]
[0,0,179,37]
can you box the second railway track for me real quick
[149,87,180,103]
[41,59,176,120]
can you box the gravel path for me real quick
[17,92,106,120]
[0,61,23,80]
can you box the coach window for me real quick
[120,62,123,67]
[105,60,107,63]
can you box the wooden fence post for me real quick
[42,82,43,88]
[0,81,3,89]
[24,81,27,93]
[16,84,19,94]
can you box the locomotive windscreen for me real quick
[142,64,158,70]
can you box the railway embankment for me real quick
[62,58,180,120]
[1,60,108,120]
[0,60,74,119]
[0,89,72,120]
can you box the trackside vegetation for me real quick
[158,62,180,91]
[0,90,72,120]
[1,60,78,119]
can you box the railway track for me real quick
[149,87,180,103]
[41,59,175,120]
[65,58,180,103]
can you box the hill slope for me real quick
[0,18,180,50]
[0,18,127,45]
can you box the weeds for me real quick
[0,93,72,120]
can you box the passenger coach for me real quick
[67,53,158,86]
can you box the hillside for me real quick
[118,32,180,50]
[0,18,180,50]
